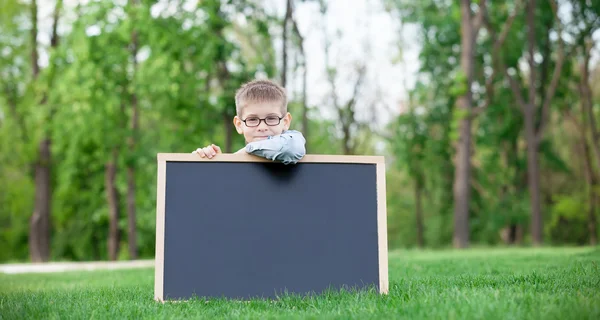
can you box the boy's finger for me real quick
[207,147,216,156]
[195,149,206,158]
[204,148,213,158]
[213,145,222,153]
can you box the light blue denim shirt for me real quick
[245,130,306,165]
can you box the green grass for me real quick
[1,247,599,319]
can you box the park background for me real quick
[1,0,600,264]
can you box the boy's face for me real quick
[233,101,292,143]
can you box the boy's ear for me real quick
[283,112,292,131]
[233,115,244,134]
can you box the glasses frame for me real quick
[242,115,284,127]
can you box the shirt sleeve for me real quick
[245,130,306,165]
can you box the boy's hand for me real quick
[193,144,221,159]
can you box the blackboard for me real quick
[154,153,388,301]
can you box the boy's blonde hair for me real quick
[235,79,287,116]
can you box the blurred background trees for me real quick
[0,0,598,262]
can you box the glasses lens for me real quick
[265,116,280,126]
[245,118,259,127]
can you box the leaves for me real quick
[0,0,280,262]
[1,0,599,261]
[386,0,599,246]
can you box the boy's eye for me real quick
[243,116,281,127]
[245,117,259,124]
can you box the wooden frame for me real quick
[154,153,388,301]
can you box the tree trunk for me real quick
[514,138,526,245]
[28,0,45,263]
[453,114,472,249]
[29,0,61,262]
[290,11,308,138]
[581,38,600,175]
[106,149,120,261]
[92,229,101,261]
[126,167,137,259]
[501,0,564,246]
[581,133,598,246]
[525,0,543,246]
[591,192,599,246]
[524,105,542,245]
[499,142,517,245]
[301,63,308,138]
[342,122,352,155]
[414,176,425,248]
[500,137,525,245]
[453,115,472,249]
[30,138,51,262]
[211,2,233,152]
[515,224,524,244]
[224,112,233,152]
[126,0,139,259]
[453,0,475,249]
[579,77,598,246]
[281,0,292,87]
[126,93,139,259]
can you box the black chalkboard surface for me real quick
[154,153,388,301]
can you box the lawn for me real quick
[1,247,599,319]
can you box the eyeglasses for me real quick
[242,115,284,127]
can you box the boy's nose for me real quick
[257,121,269,130]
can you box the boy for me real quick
[193,79,306,165]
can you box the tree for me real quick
[320,1,378,155]
[572,0,600,245]
[571,0,600,174]
[492,0,565,245]
[564,0,600,244]
[125,0,140,260]
[388,100,427,247]
[579,41,598,245]
[576,93,599,245]
[29,0,62,262]
[281,0,292,87]
[288,1,309,137]
[451,0,487,248]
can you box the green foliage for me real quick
[0,0,280,262]
[449,70,468,97]
[385,80,456,247]
[449,107,469,143]
[385,0,600,248]
[546,193,590,245]
[1,0,600,262]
